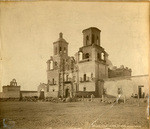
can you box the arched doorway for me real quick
[65,88,70,98]
[39,89,45,99]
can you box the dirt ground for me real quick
[0,100,149,129]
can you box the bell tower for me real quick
[76,27,109,97]
[77,27,104,62]
[53,32,68,57]
[82,27,101,47]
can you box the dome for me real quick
[56,32,67,42]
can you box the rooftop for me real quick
[82,27,101,33]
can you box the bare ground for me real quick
[0,100,149,129]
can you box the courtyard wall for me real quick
[104,75,149,98]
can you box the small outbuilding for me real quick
[0,79,21,98]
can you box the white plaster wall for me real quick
[104,76,149,98]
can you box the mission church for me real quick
[1,27,148,100]
[37,27,132,99]
[0,27,149,99]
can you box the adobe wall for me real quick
[78,61,95,80]
[48,85,59,97]
[95,62,108,79]
[0,92,20,98]
[104,75,149,98]
[21,91,38,97]
[1,86,20,98]
[47,69,59,85]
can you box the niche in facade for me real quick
[50,61,54,70]
[79,52,83,61]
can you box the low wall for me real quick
[21,91,38,97]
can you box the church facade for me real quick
[37,27,131,98]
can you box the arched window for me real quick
[79,52,83,61]
[59,47,62,53]
[50,61,53,70]
[97,36,99,45]
[64,47,66,53]
[52,78,54,84]
[86,35,89,45]
[85,53,89,59]
[83,74,86,81]
[101,53,105,60]
[92,34,95,44]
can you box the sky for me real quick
[0,2,149,91]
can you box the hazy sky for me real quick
[0,2,149,91]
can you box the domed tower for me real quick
[75,27,109,97]
[53,32,68,57]
[45,33,77,98]
[47,32,69,72]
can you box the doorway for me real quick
[138,87,142,98]
[39,89,45,99]
[65,88,70,98]
[138,85,144,98]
